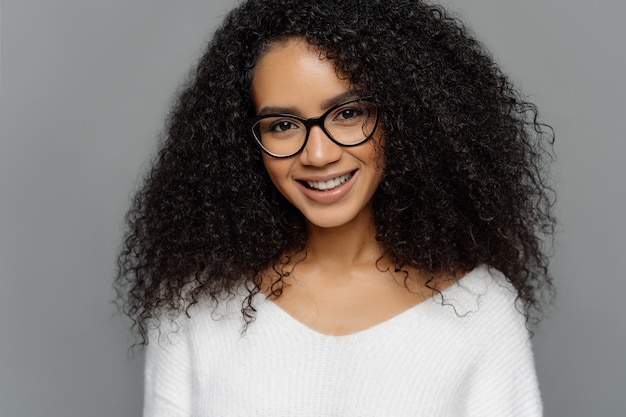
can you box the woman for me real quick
[116,0,555,415]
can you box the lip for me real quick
[296,170,358,204]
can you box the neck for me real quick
[304,206,383,269]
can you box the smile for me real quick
[303,172,354,191]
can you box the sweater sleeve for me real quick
[464,291,542,417]
[143,318,193,417]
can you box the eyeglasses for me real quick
[247,97,378,158]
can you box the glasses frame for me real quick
[247,96,379,158]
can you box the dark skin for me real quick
[255,38,462,336]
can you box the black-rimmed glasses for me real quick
[247,97,378,158]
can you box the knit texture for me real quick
[143,265,542,416]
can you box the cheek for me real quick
[367,134,386,173]
[261,154,277,179]
[261,155,290,191]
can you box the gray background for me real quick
[1,0,624,416]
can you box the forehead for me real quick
[254,37,327,74]
[251,38,353,114]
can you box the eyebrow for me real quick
[256,91,358,116]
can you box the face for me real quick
[251,38,384,230]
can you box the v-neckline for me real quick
[256,266,484,340]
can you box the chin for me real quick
[299,204,372,230]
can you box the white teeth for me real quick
[306,173,353,191]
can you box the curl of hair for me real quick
[115,0,556,343]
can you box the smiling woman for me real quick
[115,0,556,415]
[252,39,384,230]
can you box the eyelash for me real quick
[268,120,299,133]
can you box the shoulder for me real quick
[438,265,522,317]
[146,287,250,350]
[424,265,529,342]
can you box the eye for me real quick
[256,117,303,140]
[272,120,297,132]
[337,108,363,120]
[330,103,368,126]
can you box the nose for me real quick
[299,125,342,166]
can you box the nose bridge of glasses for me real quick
[303,113,327,133]
[301,113,334,142]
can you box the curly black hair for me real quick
[116,0,556,343]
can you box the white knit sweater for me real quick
[144,265,542,416]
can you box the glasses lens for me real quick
[252,117,306,157]
[324,100,377,145]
